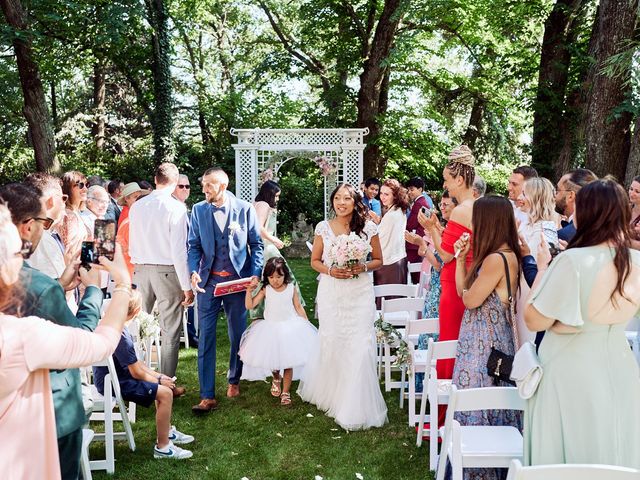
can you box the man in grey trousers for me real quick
[129,162,194,378]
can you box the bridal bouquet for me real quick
[327,232,371,278]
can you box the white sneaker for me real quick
[168,426,194,445]
[153,441,193,460]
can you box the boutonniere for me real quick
[229,221,241,235]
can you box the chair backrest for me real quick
[448,385,525,415]
[406,317,439,337]
[425,338,458,368]
[407,262,423,283]
[381,297,424,323]
[374,283,419,299]
[507,459,640,480]
[305,241,313,252]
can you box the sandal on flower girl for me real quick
[270,377,282,397]
[280,392,291,406]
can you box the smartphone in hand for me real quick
[94,219,116,261]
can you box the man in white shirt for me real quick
[24,173,68,280]
[80,185,110,234]
[507,165,538,228]
[129,162,194,378]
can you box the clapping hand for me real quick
[404,231,422,245]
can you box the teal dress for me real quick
[525,247,640,468]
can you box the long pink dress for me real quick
[0,315,120,480]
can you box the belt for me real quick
[211,270,233,277]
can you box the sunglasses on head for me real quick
[177,184,190,190]
[75,182,87,189]
[16,239,33,259]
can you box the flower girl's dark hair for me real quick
[329,183,368,237]
[261,257,292,287]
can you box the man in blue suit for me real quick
[188,167,263,413]
[555,168,597,242]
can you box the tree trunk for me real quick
[357,0,407,178]
[0,0,58,173]
[92,61,106,150]
[625,116,640,186]
[462,95,486,150]
[583,0,637,180]
[50,81,58,132]
[147,0,174,165]
[531,0,584,179]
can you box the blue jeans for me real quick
[196,275,247,399]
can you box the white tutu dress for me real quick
[240,283,318,380]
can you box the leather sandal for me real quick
[270,376,282,397]
[280,392,291,406]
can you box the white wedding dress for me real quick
[298,220,388,430]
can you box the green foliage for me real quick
[276,159,325,235]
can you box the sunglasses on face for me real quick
[27,216,54,230]
[15,239,33,259]
[75,182,87,189]
[177,184,190,190]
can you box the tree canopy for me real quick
[0,0,637,187]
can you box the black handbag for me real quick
[486,252,519,386]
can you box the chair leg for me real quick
[182,308,189,348]
[384,343,392,392]
[104,378,115,474]
[399,366,406,408]
[80,429,94,480]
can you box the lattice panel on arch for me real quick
[237,149,255,202]
[343,149,361,187]
[256,130,345,147]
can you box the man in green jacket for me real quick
[0,181,104,480]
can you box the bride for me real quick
[298,183,388,430]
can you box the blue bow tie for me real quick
[212,204,226,213]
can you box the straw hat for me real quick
[117,182,143,206]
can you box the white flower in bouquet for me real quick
[135,310,160,341]
[327,232,371,278]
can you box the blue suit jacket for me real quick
[557,221,576,242]
[187,191,264,287]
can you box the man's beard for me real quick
[555,197,567,216]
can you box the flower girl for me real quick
[241,257,318,405]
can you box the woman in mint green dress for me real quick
[524,179,640,469]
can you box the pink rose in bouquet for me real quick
[327,232,371,278]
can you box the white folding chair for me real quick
[306,241,313,252]
[506,459,640,480]
[407,261,423,284]
[625,316,640,365]
[417,338,458,472]
[89,357,136,474]
[179,307,190,348]
[381,297,424,392]
[436,386,525,480]
[374,283,419,377]
[400,317,439,417]
[80,428,94,480]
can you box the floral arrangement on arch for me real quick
[259,151,339,186]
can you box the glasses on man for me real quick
[15,240,33,259]
[176,184,190,190]
[88,197,109,205]
[75,182,87,189]
[25,216,54,230]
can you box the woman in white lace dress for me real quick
[298,183,388,430]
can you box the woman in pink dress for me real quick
[0,205,132,480]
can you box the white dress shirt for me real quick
[27,230,66,279]
[129,187,190,290]
[378,206,407,265]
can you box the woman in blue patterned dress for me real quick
[445,195,522,480]
[407,191,456,392]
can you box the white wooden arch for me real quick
[230,128,368,219]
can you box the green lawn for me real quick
[93,259,433,480]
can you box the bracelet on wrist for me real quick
[113,287,132,297]
[327,266,333,277]
[364,263,368,273]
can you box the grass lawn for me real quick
[93,258,433,480]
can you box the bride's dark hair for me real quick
[329,183,368,237]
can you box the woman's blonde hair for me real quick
[127,289,142,319]
[524,177,556,224]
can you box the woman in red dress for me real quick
[419,145,476,426]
